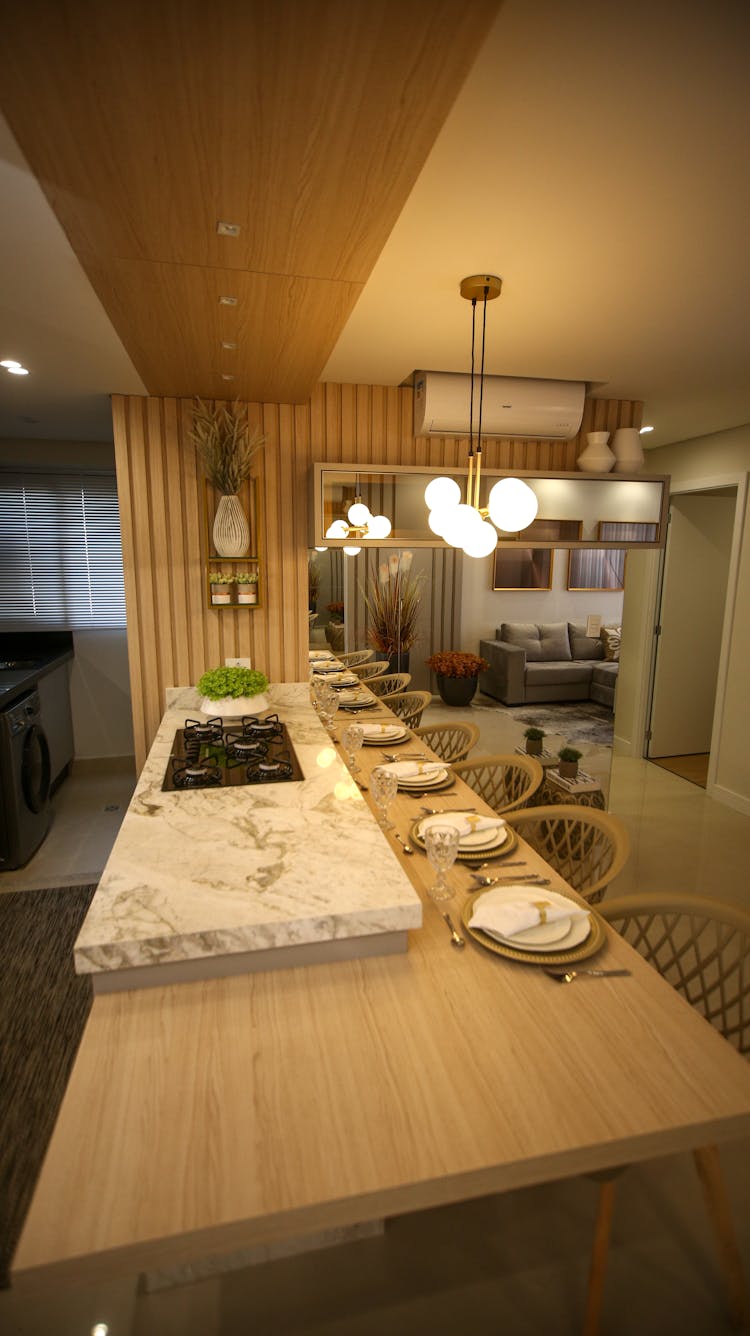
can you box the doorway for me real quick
[646,485,738,787]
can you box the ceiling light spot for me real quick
[221,373,235,381]
[639,425,654,434]
[7,365,29,375]
[219,296,238,306]
[216,221,241,237]
[221,341,238,350]
[1,358,22,368]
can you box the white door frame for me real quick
[637,471,747,800]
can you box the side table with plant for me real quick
[425,651,489,707]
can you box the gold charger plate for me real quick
[410,820,519,862]
[460,890,605,965]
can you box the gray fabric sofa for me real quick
[478,622,619,708]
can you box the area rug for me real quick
[0,883,96,1286]
[472,698,615,749]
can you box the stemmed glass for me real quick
[423,824,460,903]
[341,721,365,774]
[370,765,398,829]
[318,683,339,737]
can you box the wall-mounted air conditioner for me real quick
[413,371,585,441]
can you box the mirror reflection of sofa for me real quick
[478,622,620,708]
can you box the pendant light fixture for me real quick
[325,475,392,555]
[425,275,539,557]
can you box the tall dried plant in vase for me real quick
[190,398,265,557]
[362,551,423,666]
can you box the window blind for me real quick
[0,470,127,629]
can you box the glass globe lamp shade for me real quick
[325,519,349,538]
[442,503,484,549]
[427,503,457,537]
[343,545,361,556]
[462,520,499,559]
[367,514,392,538]
[487,478,539,533]
[347,500,371,527]
[314,545,328,553]
[424,476,461,511]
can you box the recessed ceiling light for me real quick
[1,358,21,368]
[221,373,235,381]
[216,221,241,237]
[639,425,654,434]
[221,341,238,350]
[7,365,29,375]
[218,296,238,306]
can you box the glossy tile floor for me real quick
[2,703,749,1335]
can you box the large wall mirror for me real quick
[312,464,669,550]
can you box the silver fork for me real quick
[544,968,632,983]
[471,873,551,887]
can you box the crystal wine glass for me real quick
[370,765,398,829]
[324,688,341,737]
[341,721,365,774]
[423,824,460,903]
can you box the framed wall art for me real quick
[492,547,553,591]
[598,520,658,542]
[567,547,626,591]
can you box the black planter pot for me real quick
[387,651,410,674]
[436,674,478,707]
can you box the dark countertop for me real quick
[0,634,74,709]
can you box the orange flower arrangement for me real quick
[425,651,489,679]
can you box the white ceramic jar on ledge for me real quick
[611,427,645,473]
[576,431,615,472]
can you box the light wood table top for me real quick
[13,694,750,1286]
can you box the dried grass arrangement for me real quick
[190,398,265,495]
[362,552,423,656]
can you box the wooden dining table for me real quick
[12,685,750,1295]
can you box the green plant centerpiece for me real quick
[190,398,265,557]
[557,745,583,778]
[197,665,270,717]
[523,725,546,755]
[425,650,489,707]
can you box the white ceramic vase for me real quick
[576,431,615,473]
[200,693,270,717]
[611,427,645,473]
[213,494,250,557]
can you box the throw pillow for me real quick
[600,625,622,661]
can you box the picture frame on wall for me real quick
[492,547,553,591]
[567,547,626,591]
[598,520,658,542]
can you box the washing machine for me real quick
[0,689,52,870]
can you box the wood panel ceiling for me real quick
[0,0,498,404]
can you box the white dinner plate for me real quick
[471,886,590,952]
[398,770,449,789]
[459,824,508,850]
[360,723,407,742]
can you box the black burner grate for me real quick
[162,716,304,791]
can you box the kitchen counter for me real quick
[74,684,422,990]
[0,646,74,707]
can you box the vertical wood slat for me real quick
[112,387,643,766]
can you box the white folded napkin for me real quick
[385,761,446,780]
[470,887,587,940]
[308,650,334,660]
[360,722,403,738]
[419,812,504,839]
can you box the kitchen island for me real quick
[74,684,422,991]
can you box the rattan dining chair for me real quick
[368,671,411,698]
[337,649,374,667]
[379,690,432,729]
[351,660,390,681]
[450,753,544,816]
[580,893,750,1335]
[503,804,630,904]
[412,722,481,764]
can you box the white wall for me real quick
[639,426,750,812]
[460,548,624,651]
[0,436,134,758]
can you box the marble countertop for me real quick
[74,684,422,984]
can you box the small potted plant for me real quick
[209,571,235,605]
[425,651,489,707]
[197,665,270,717]
[557,745,583,778]
[524,726,546,756]
[326,601,345,623]
[235,572,259,605]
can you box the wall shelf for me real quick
[204,480,263,610]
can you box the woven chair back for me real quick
[337,650,374,667]
[368,672,411,698]
[351,660,390,681]
[452,753,544,817]
[413,722,480,764]
[504,804,630,904]
[379,690,432,729]
[600,893,750,1056]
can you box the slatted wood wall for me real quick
[112,387,642,766]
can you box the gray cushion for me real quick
[592,661,619,686]
[568,623,604,660]
[525,661,593,686]
[499,622,572,663]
